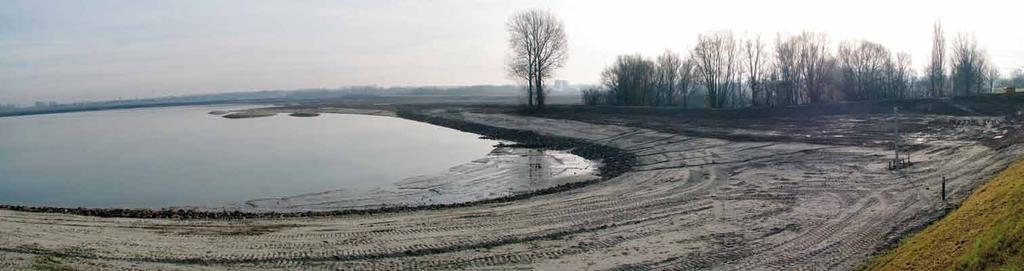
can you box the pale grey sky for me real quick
[2,0,1021,104]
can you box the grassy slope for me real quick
[868,159,1024,271]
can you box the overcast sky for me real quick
[2,0,1021,104]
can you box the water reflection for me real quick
[0,106,501,208]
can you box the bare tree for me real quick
[507,55,533,107]
[773,33,802,106]
[950,32,988,96]
[1013,67,1024,87]
[601,54,656,106]
[580,22,1005,108]
[678,59,697,107]
[743,35,769,106]
[891,52,914,99]
[988,66,1000,92]
[581,87,605,105]
[655,50,683,106]
[506,9,568,111]
[837,40,891,100]
[598,52,695,107]
[926,21,947,97]
[796,31,831,103]
[692,31,739,108]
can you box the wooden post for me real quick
[894,106,900,162]
[942,176,947,202]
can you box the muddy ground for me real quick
[220,147,600,213]
[2,96,1024,270]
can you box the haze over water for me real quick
[0,106,499,208]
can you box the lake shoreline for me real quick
[0,105,634,219]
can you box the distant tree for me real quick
[655,50,683,106]
[796,32,831,103]
[596,53,698,107]
[773,33,802,106]
[506,9,568,111]
[601,54,657,106]
[692,31,740,108]
[910,75,930,97]
[837,40,891,100]
[950,33,988,96]
[976,51,993,95]
[742,35,769,106]
[582,21,1003,108]
[1011,67,1024,87]
[926,21,947,97]
[836,42,913,100]
[678,59,697,107]
[988,67,1000,92]
[581,87,606,105]
[889,52,914,99]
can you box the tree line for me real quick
[584,22,1005,108]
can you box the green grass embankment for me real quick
[868,159,1024,270]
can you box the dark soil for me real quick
[515,95,1024,149]
[288,112,320,117]
[222,112,275,119]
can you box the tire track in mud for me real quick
[180,151,733,267]
[1,201,716,268]
[230,171,713,246]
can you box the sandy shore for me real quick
[2,102,1023,270]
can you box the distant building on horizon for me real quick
[552,80,575,92]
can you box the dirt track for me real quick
[2,100,1023,270]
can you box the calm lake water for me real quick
[0,106,500,208]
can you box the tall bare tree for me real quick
[988,66,1000,93]
[796,32,831,103]
[743,35,769,106]
[678,59,697,107]
[506,9,568,111]
[926,21,947,97]
[692,31,739,109]
[655,50,683,106]
[773,33,801,106]
[884,51,917,99]
[950,32,988,96]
